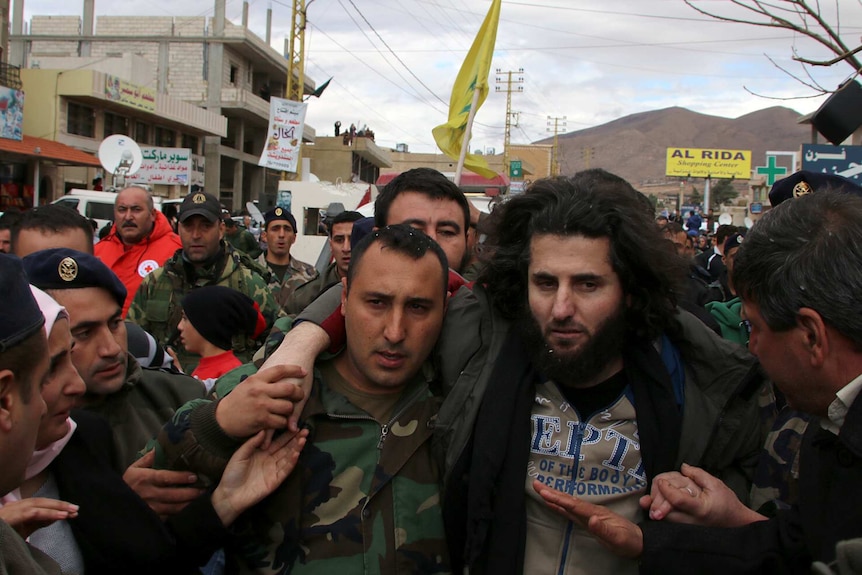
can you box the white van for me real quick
[52,189,182,233]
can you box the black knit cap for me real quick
[22,248,127,309]
[0,254,45,352]
[181,286,264,351]
[769,170,862,207]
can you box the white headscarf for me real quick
[0,287,78,504]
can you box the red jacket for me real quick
[95,211,182,316]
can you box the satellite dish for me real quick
[98,135,143,180]
[744,217,754,229]
[718,213,733,226]
[245,201,264,225]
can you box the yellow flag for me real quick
[432,0,501,180]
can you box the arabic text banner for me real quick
[104,75,156,112]
[665,148,752,179]
[801,144,862,182]
[126,147,192,186]
[259,98,307,172]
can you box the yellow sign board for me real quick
[665,148,752,179]
[104,74,156,112]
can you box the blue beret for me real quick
[723,233,745,254]
[22,248,127,309]
[264,207,297,232]
[350,217,375,251]
[0,255,45,352]
[769,170,862,207]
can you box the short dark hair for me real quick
[329,211,363,236]
[734,191,862,347]
[714,224,737,247]
[0,328,47,405]
[11,205,94,252]
[347,224,449,296]
[0,211,22,232]
[661,222,685,236]
[375,168,470,236]
[479,170,687,341]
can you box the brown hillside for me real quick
[536,106,810,188]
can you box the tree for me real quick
[690,185,702,206]
[710,179,739,208]
[685,1,861,96]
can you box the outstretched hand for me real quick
[212,428,308,526]
[532,480,643,559]
[0,498,79,539]
[640,463,767,527]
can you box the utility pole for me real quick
[547,115,566,176]
[495,68,523,175]
[284,0,315,179]
[581,146,595,170]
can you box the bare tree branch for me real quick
[684,0,862,79]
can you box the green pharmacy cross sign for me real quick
[756,155,788,186]
[509,160,522,178]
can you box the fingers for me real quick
[257,364,308,386]
[680,462,718,491]
[532,480,601,523]
[130,450,156,468]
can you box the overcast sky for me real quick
[21,0,862,154]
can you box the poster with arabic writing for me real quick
[126,147,192,186]
[258,98,307,172]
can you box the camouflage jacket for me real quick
[82,353,204,469]
[226,228,263,259]
[282,262,341,316]
[154,359,450,575]
[256,252,318,309]
[127,243,279,373]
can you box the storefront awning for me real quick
[0,135,101,166]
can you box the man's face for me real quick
[338,243,446,395]
[665,231,687,258]
[743,300,817,413]
[0,229,11,253]
[2,334,49,493]
[524,234,626,388]
[387,191,467,272]
[262,220,296,259]
[329,221,355,278]
[115,187,156,245]
[37,317,86,449]
[52,287,128,395]
[180,215,224,264]
[15,228,92,257]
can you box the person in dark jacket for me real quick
[533,180,862,574]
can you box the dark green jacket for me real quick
[82,354,204,469]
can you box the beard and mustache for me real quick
[518,302,627,389]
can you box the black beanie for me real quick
[181,286,264,351]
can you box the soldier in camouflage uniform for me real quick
[255,207,317,309]
[224,214,263,259]
[154,225,452,574]
[128,192,279,373]
[283,210,363,315]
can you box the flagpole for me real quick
[454,87,482,187]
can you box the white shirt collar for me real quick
[822,372,862,435]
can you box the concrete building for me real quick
[21,65,226,200]
[301,135,392,185]
[11,0,319,210]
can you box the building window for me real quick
[135,121,149,144]
[181,134,199,154]
[103,112,128,139]
[229,64,238,85]
[67,102,95,138]
[155,126,176,147]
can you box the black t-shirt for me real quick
[556,370,628,419]
[267,262,289,283]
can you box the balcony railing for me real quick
[0,63,22,90]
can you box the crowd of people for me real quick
[0,166,861,575]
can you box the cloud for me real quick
[22,0,862,154]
